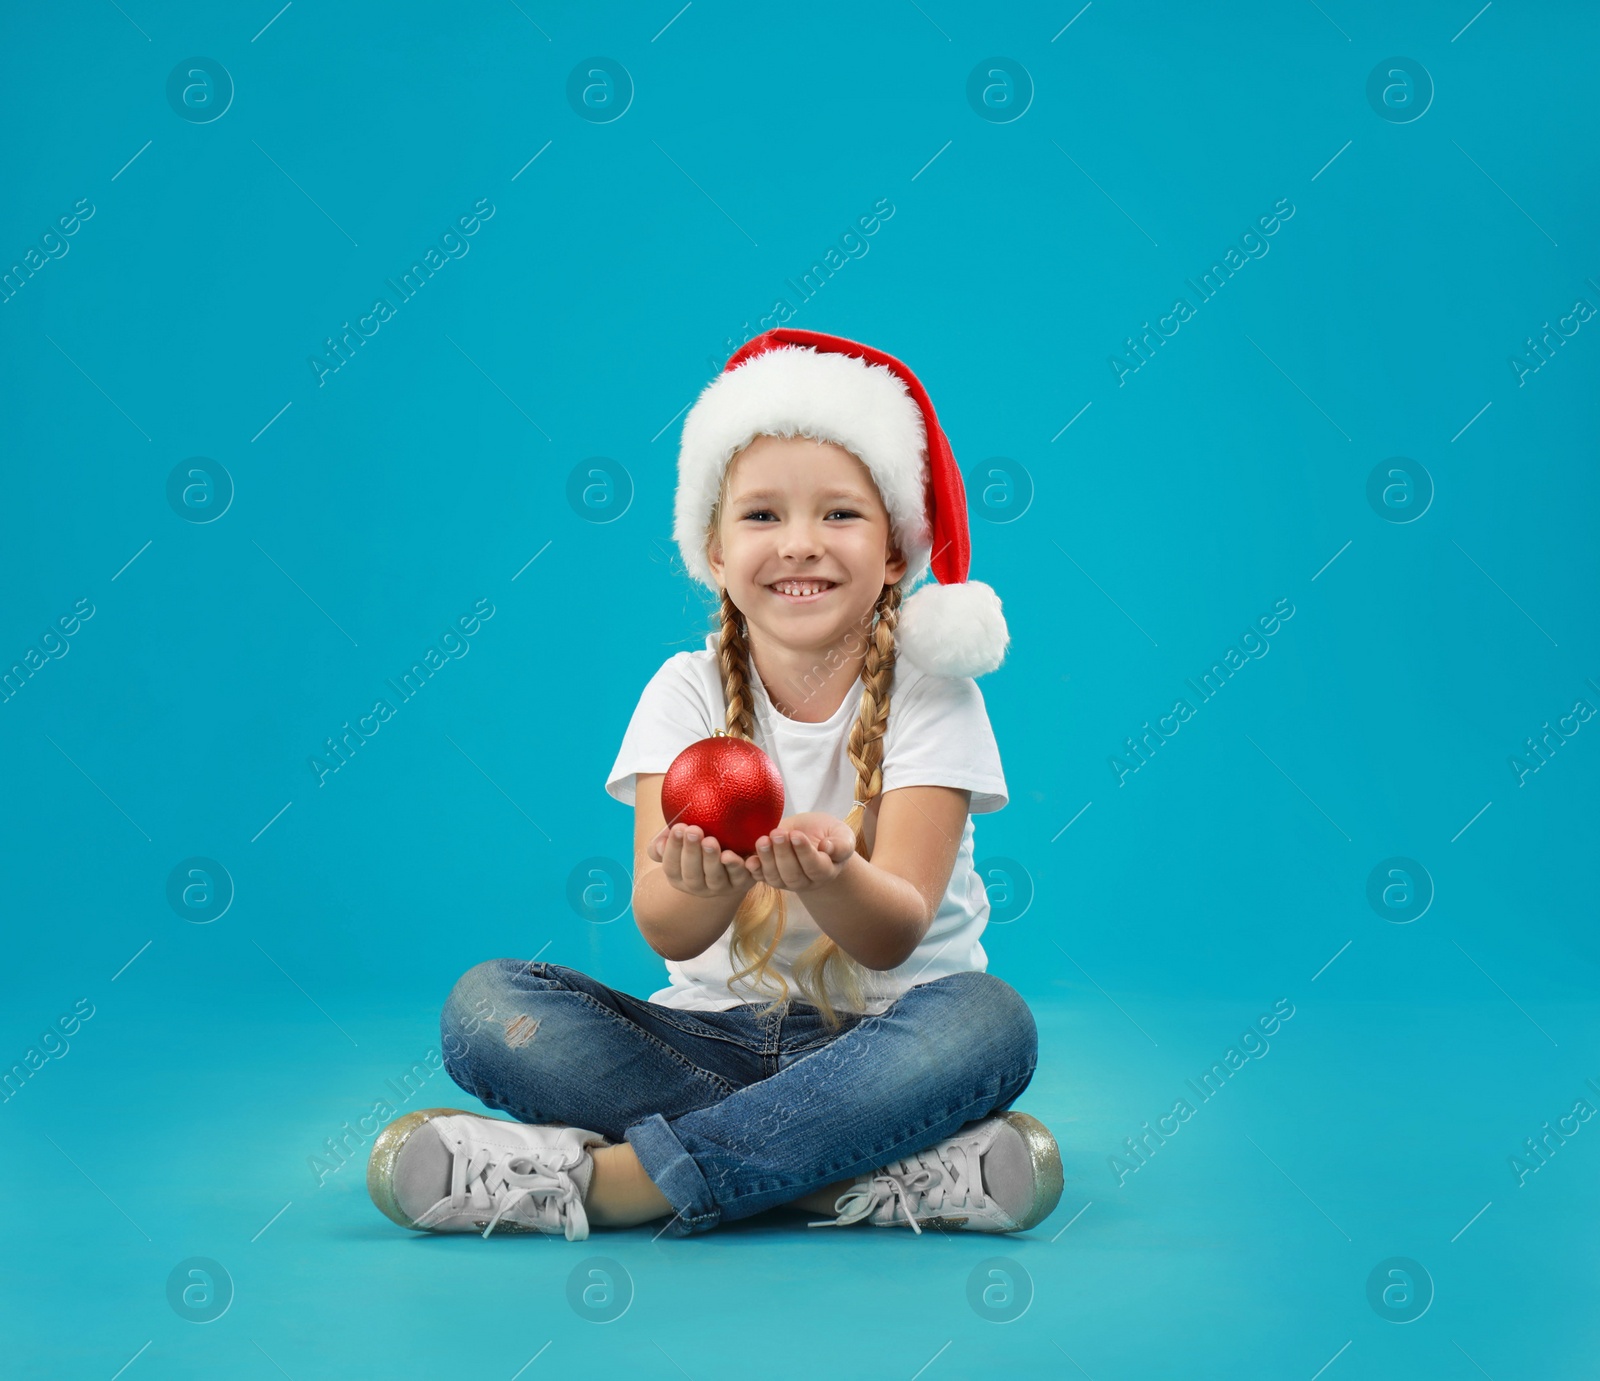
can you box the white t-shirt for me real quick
[605,634,1009,1015]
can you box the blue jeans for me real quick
[439,959,1039,1237]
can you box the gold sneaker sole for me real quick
[366,1106,474,1231]
[997,1110,1065,1232]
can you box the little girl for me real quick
[367,329,1062,1240]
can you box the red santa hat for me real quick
[673,328,1009,679]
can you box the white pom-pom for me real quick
[896,580,1010,678]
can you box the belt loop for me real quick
[767,996,788,1059]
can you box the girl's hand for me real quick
[648,823,758,901]
[744,813,857,893]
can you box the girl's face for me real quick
[707,434,907,655]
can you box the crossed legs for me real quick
[439,959,1038,1236]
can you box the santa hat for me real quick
[673,328,1009,678]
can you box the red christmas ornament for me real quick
[661,732,785,857]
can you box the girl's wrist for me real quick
[640,865,745,924]
[811,846,862,897]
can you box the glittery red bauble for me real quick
[660,734,785,857]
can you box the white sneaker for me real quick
[367,1107,611,1241]
[809,1111,1063,1235]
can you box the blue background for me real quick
[3,1,1597,1377]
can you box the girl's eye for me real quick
[740,509,776,522]
[827,509,861,521]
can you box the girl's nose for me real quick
[777,521,826,560]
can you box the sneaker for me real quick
[808,1111,1063,1235]
[367,1107,611,1241]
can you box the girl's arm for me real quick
[630,772,757,962]
[747,785,971,972]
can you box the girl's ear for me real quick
[706,530,724,584]
[884,544,908,586]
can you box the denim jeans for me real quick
[439,959,1039,1237]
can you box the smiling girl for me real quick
[367,330,1062,1241]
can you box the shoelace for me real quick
[418,1132,586,1240]
[808,1135,985,1236]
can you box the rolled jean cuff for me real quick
[623,1113,722,1238]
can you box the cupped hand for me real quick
[648,823,758,900]
[744,812,857,893]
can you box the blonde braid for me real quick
[716,590,758,741]
[842,582,901,831]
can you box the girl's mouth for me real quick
[766,579,838,603]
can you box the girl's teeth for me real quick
[775,581,831,595]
